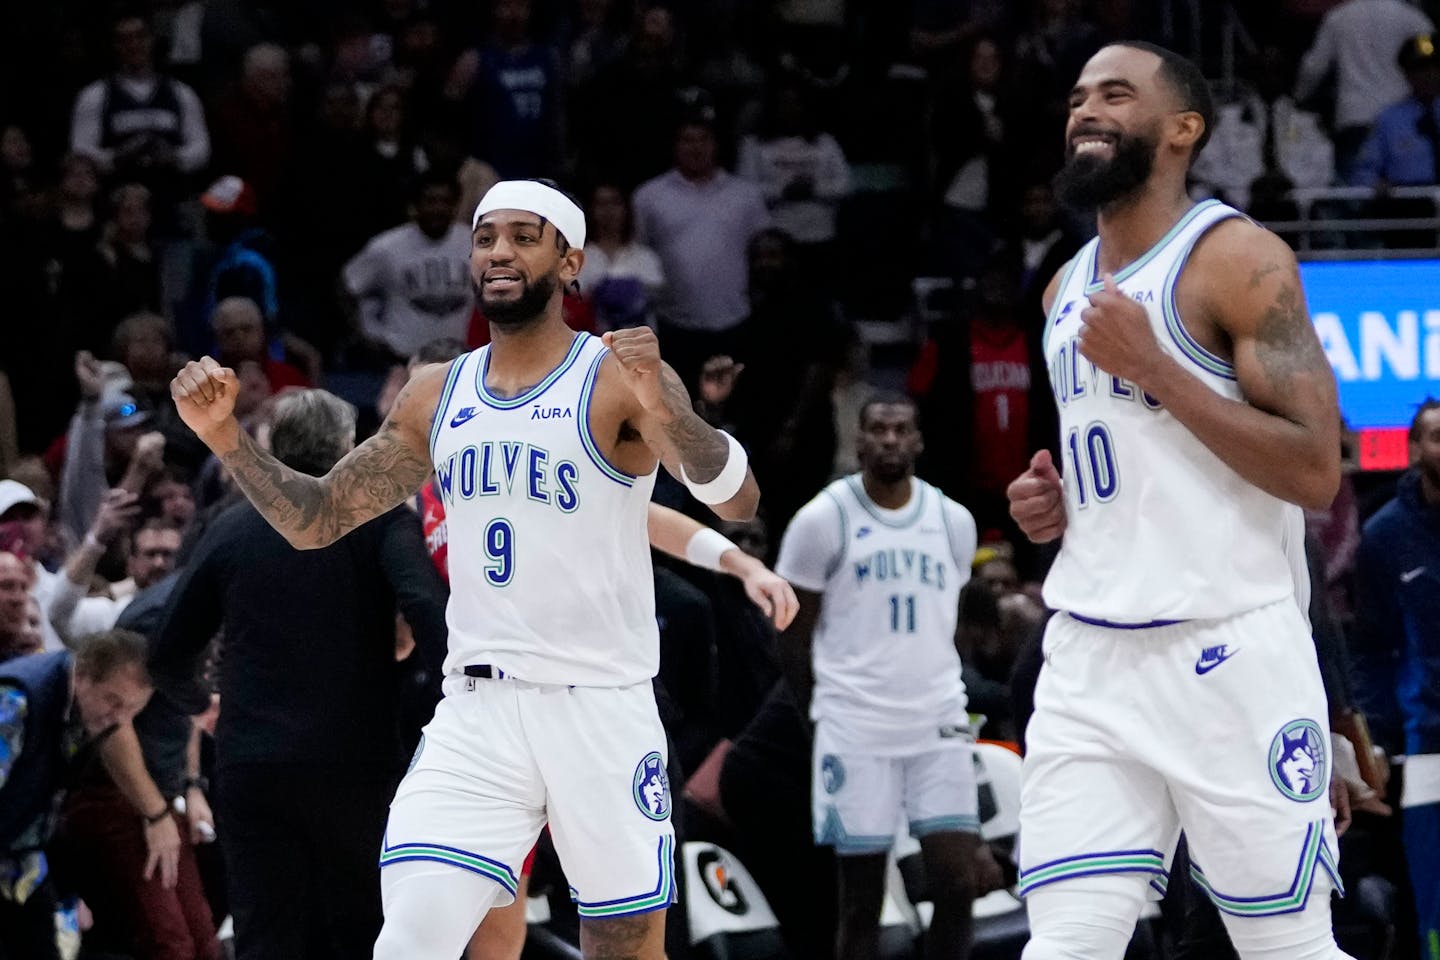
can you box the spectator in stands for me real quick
[113,312,179,399]
[737,81,851,273]
[357,86,430,237]
[931,35,1021,280]
[1352,33,1440,188]
[454,0,564,179]
[0,125,36,222]
[559,0,627,96]
[576,182,665,332]
[343,172,476,364]
[210,297,310,394]
[575,5,693,188]
[0,553,33,661]
[69,12,210,222]
[210,43,294,214]
[0,631,153,960]
[92,183,163,335]
[1012,0,1105,156]
[1352,398,1440,954]
[1296,0,1434,180]
[146,468,196,537]
[1014,178,1083,325]
[150,389,448,960]
[633,111,771,386]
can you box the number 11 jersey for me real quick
[1041,200,1295,624]
[429,332,659,687]
[776,476,976,756]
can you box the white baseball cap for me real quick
[0,480,42,519]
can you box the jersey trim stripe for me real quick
[843,475,927,528]
[573,835,676,917]
[1067,612,1184,630]
[1084,199,1222,290]
[1017,848,1168,897]
[820,488,849,581]
[428,354,469,460]
[1159,212,1245,381]
[936,483,967,569]
[475,332,587,410]
[1187,820,1342,917]
[576,349,636,488]
[378,838,519,895]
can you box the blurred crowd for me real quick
[0,0,1439,958]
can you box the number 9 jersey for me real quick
[1041,200,1296,625]
[776,475,976,755]
[428,332,660,686]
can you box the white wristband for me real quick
[679,431,747,505]
[684,527,738,573]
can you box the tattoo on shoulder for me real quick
[1248,261,1284,290]
[1253,277,1330,391]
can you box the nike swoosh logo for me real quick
[1194,650,1238,675]
[450,407,479,428]
[1401,567,1427,584]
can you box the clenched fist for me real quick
[171,357,240,443]
[602,327,670,416]
[1007,450,1067,544]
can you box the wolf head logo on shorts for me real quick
[1268,719,1327,802]
[632,752,671,821]
[820,754,845,794]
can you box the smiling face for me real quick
[1054,47,1174,211]
[471,210,582,328]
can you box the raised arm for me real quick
[1077,221,1340,510]
[602,328,761,521]
[171,357,442,550]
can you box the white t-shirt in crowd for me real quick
[343,222,474,359]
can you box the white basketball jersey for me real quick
[1042,200,1295,623]
[429,332,659,686]
[810,476,971,756]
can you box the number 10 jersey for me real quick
[429,332,660,687]
[1041,200,1295,624]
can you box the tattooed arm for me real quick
[1134,221,1340,509]
[602,327,760,521]
[171,357,442,549]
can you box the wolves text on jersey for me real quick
[436,441,580,513]
[853,548,949,591]
[1048,333,1164,412]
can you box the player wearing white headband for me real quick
[168,177,761,959]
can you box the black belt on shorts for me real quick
[462,664,507,679]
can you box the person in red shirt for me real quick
[210,297,311,393]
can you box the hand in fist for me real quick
[1007,450,1066,543]
[603,327,669,416]
[1077,273,1166,389]
[171,358,240,443]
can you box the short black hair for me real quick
[1109,41,1215,159]
[859,391,920,430]
[1411,397,1440,442]
[412,169,460,203]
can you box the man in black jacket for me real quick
[150,389,448,960]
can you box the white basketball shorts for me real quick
[1018,600,1343,918]
[381,676,677,919]
[812,722,980,855]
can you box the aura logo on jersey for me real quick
[633,752,671,821]
[435,441,579,513]
[1268,719,1328,803]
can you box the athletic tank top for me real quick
[811,475,971,754]
[1041,200,1295,623]
[429,332,659,685]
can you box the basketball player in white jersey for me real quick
[1006,43,1352,960]
[776,394,1000,960]
[169,179,760,960]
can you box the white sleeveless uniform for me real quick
[1019,201,1342,919]
[383,332,677,919]
[776,476,982,854]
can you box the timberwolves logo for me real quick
[821,755,845,795]
[406,734,425,775]
[1269,719,1328,802]
[632,752,671,821]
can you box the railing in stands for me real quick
[1261,185,1440,258]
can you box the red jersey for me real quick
[970,324,1031,495]
[416,480,449,581]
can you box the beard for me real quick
[478,271,559,328]
[1053,124,1158,212]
